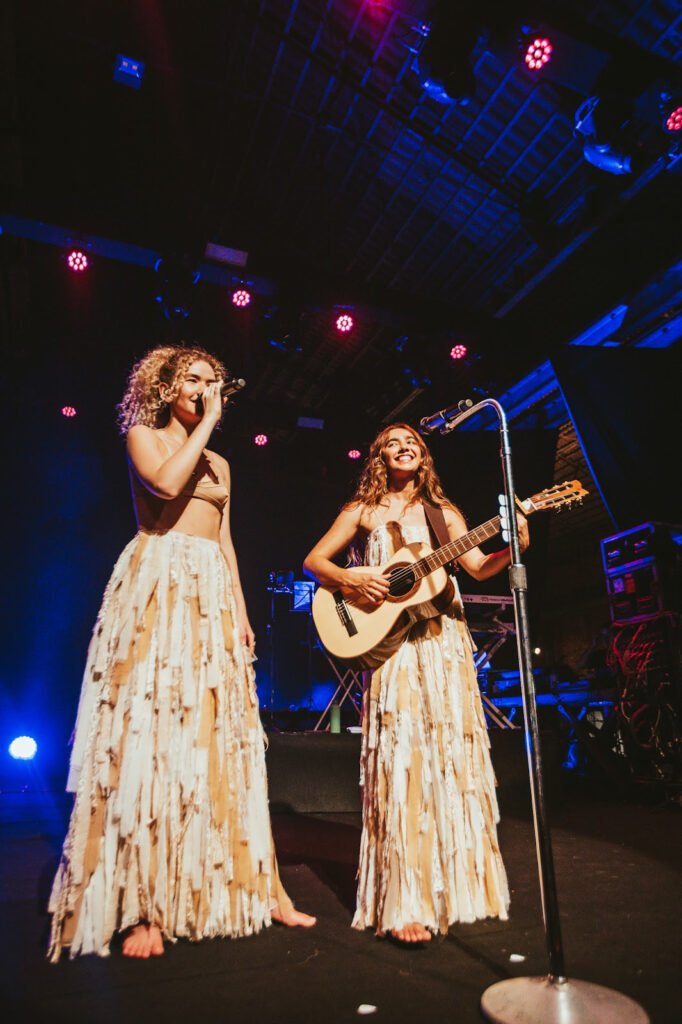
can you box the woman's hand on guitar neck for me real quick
[342,568,390,604]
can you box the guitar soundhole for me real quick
[388,564,416,598]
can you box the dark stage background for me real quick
[2,245,563,785]
[551,347,682,528]
[2,246,680,789]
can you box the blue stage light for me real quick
[113,55,145,90]
[8,736,37,761]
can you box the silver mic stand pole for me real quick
[438,398,649,1024]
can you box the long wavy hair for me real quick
[116,344,228,435]
[345,422,459,513]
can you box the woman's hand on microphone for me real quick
[200,381,227,424]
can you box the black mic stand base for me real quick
[481,975,649,1024]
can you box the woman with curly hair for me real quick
[48,344,315,961]
[303,423,528,944]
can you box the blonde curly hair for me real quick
[116,344,228,434]
[345,422,459,513]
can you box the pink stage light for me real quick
[232,287,252,307]
[61,406,77,418]
[665,105,682,132]
[347,449,361,460]
[254,433,268,446]
[524,37,552,71]
[335,313,354,333]
[450,344,468,360]
[67,250,89,272]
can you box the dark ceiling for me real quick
[6,0,682,439]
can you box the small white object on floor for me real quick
[509,953,526,962]
[347,726,362,733]
[357,1005,378,1015]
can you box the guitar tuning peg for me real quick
[502,529,510,543]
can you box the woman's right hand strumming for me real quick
[341,568,390,604]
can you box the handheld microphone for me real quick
[419,399,473,435]
[195,377,246,415]
[221,377,246,397]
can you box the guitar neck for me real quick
[414,516,503,578]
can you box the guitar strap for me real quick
[423,502,458,576]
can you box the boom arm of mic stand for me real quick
[439,398,492,436]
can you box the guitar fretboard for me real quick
[413,516,503,579]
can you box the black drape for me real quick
[551,348,682,530]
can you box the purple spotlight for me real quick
[67,249,89,272]
[232,287,251,307]
[348,449,361,460]
[254,433,268,447]
[665,105,682,132]
[524,37,552,71]
[335,313,354,334]
[450,344,468,360]
[61,405,77,418]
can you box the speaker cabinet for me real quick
[601,522,682,623]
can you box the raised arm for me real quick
[303,505,390,605]
[443,506,529,582]
[126,384,224,499]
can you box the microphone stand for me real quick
[436,398,649,1024]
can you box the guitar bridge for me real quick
[333,591,358,637]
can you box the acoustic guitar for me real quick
[311,481,587,669]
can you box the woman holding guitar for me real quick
[48,344,315,961]
[304,423,529,944]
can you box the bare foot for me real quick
[148,925,164,955]
[271,905,317,928]
[122,923,165,958]
[390,922,432,944]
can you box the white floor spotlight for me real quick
[8,736,38,761]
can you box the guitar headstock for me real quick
[519,480,588,515]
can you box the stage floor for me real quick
[1,780,679,1023]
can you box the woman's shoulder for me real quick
[347,501,383,534]
[342,499,374,516]
[126,423,162,452]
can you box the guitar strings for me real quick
[386,518,502,587]
[384,490,576,587]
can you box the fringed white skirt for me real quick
[351,523,509,936]
[48,530,291,961]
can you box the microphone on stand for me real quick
[419,398,473,435]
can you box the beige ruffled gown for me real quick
[351,521,510,935]
[48,529,292,960]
